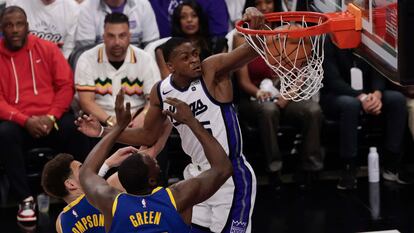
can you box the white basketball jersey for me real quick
[158,75,243,165]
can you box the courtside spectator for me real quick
[7,0,80,58]
[75,13,160,126]
[0,6,90,223]
[155,0,228,78]
[149,0,229,38]
[76,0,159,49]
[321,37,409,189]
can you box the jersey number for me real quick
[200,121,212,135]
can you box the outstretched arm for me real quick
[76,83,167,146]
[202,7,265,80]
[79,90,132,231]
[109,83,166,145]
[164,98,232,222]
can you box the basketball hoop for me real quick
[236,4,362,101]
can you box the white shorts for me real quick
[183,157,256,233]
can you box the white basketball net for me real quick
[241,17,326,101]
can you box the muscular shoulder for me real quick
[201,54,220,78]
[150,80,162,107]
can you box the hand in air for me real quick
[115,89,131,129]
[106,146,139,168]
[162,97,196,126]
[242,7,265,30]
[75,113,102,137]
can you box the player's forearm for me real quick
[213,42,258,77]
[83,126,125,173]
[187,119,232,173]
[102,126,156,146]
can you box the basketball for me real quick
[265,24,312,70]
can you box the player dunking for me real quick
[77,90,232,233]
[76,7,265,233]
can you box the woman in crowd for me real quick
[155,0,227,78]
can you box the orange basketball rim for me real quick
[235,4,362,102]
[236,4,362,49]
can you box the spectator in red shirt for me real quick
[0,6,90,223]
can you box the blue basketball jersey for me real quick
[59,195,105,233]
[109,187,190,233]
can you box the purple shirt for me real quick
[109,1,127,13]
[149,0,229,38]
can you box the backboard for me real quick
[311,0,414,85]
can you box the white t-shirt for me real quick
[75,43,161,115]
[7,0,79,58]
[76,0,159,48]
[225,0,246,25]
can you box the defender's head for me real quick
[118,153,161,195]
[103,12,130,61]
[41,154,83,199]
[0,6,29,51]
[162,37,202,79]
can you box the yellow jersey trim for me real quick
[151,186,162,194]
[165,188,177,210]
[62,194,85,213]
[112,193,123,217]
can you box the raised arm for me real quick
[110,83,166,145]
[79,90,132,231]
[76,83,167,146]
[78,91,113,123]
[233,33,274,102]
[202,7,265,80]
[164,98,232,221]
